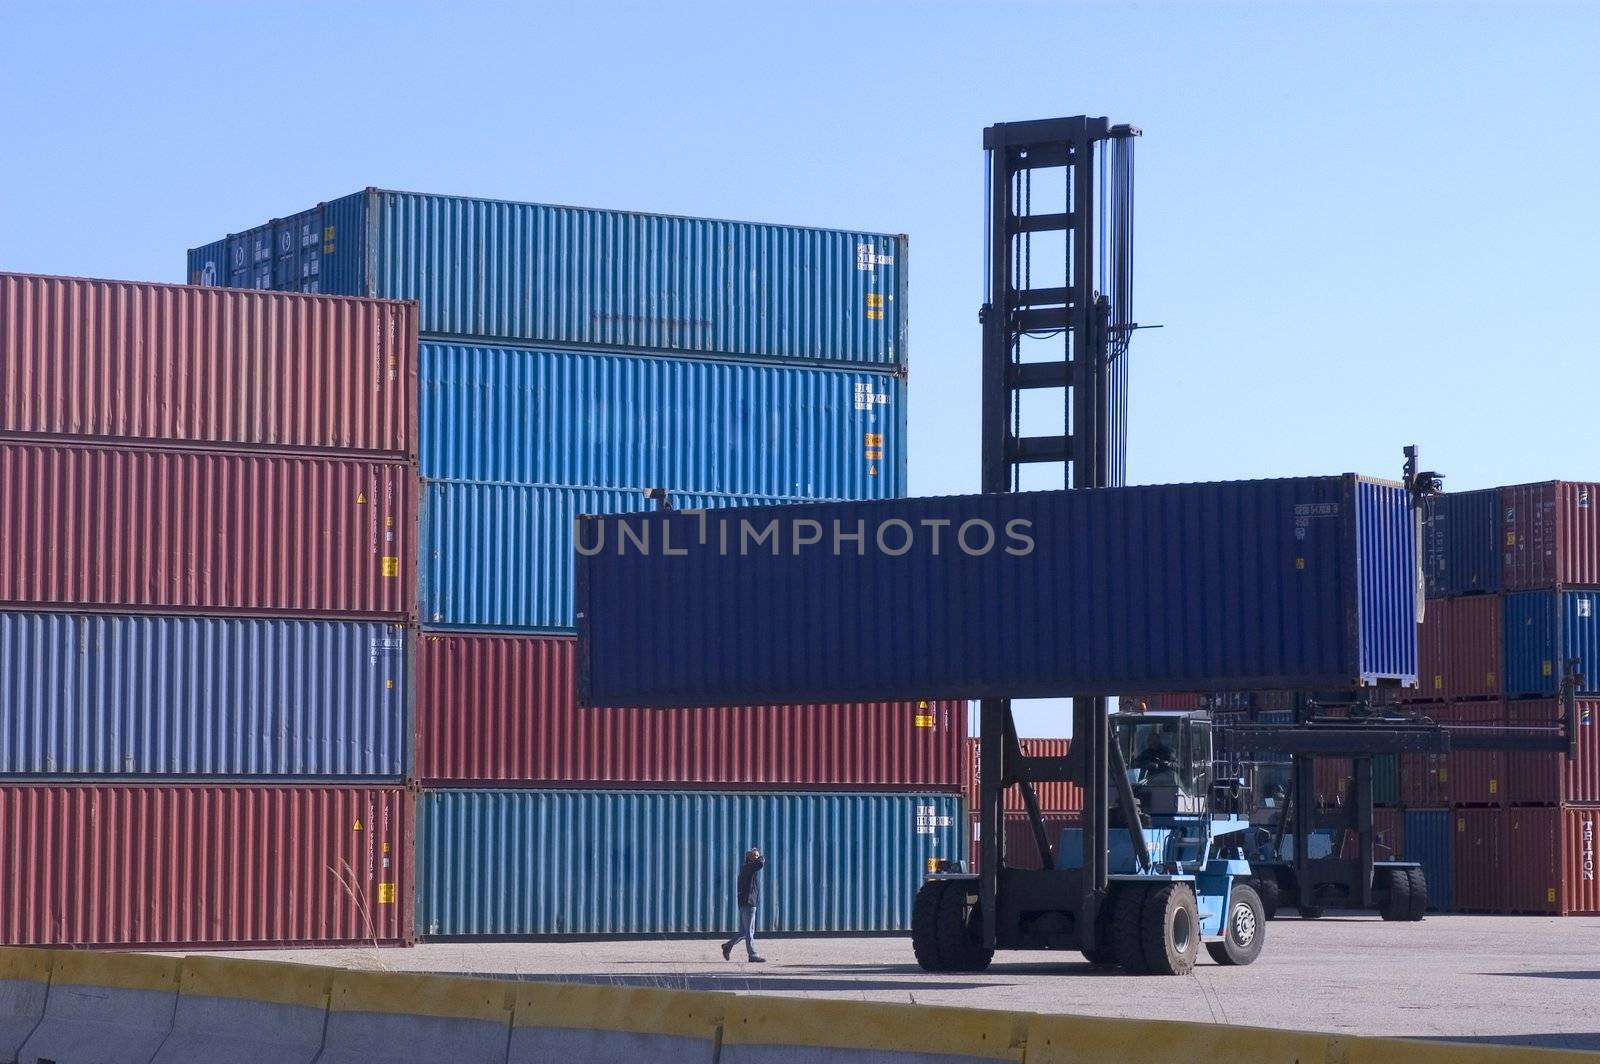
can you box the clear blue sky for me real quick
[4,2,1596,736]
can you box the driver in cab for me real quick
[1131,730,1178,779]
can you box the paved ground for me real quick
[191,914,1600,1052]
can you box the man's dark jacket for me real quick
[736,855,767,908]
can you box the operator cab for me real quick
[1112,711,1212,817]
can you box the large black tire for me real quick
[1406,868,1428,921]
[1140,882,1200,976]
[1379,867,1413,922]
[935,879,994,972]
[1081,896,1118,966]
[1111,883,1150,974]
[1205,883,1266,966]
[1254,876,1281,921]
[911,880,947,971]
[1298,906,1324,920]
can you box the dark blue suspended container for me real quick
[416,789,965,937]
[419,341,905,498]
[189,189,907,368]
[1503,589,1600,697]
[1421,490,1500,599]
[577,475,1420,706]
[0,611,407,778]
[1402,809,1453,911]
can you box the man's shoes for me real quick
[748,956,767,963]
[721,942,733,960]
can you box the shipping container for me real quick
[1402,809,1453,911]
[188,190,908,367]
[1503,590,1600,697]
[968,812,1082,872]
[422,481,786,632]
[0,442,413,619]
[1119,693,1203,711]
[1422,489,1500,599]
[961,737,1083,815]
[1313,757,1353,805]
[1505,699,1600,805]
[416,633,963,788]
[1437,702,1506,806]
[0,272,416,458]
[416,789,963,937]
[578,475,1420,707]
[1502,482,1600,591]
[1502,806,1600,915]
[419,342,904,498]
[0,784,411,947]
[1452,807,1506,912]
[1373,807,1404,860]
[1410,595,1502,702]
[1400,751,1452,807]
[0,611,406,778]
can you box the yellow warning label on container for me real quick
[1433,675,1443,690]
[1439,769,1449,782]
[353,820,364,832]
[323,243,335,254]
[1506,532,1517,546]
[866,310,884,321]
[1457,818,1465,832]
[382,557,400,578]
[324,226,336,240]
[914,714,935,728]
[868,465,878,476]
[926,857,941,873]
[378,883,396,904]
[865,449,882,460]
[1489,779,1499,794]
[356,493,367,505]
[386,679,395,689]
[1487,672,1496,685]
[917,700,929,709]
[1543,660,1553,676]
[866,293,884,309]
[1295,558,1306,570]
[1548,887,1557,903]
[864,433,883,448]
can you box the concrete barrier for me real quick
[314,969,512,1064]
[148,955,332,1064]
[509,982,729,1064]
[17,952,180,1064]
[0,949,52,1064]
[1025,1013,1333,1064]
[721,995,1028,1064]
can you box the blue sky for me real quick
[4,2,1596,736]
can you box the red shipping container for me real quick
[970,812,1083,872]
[1409,596,1502,701]
[1502,482,1600,591]
[1373,807,1404,861]
[417,633,964,788]
[1503,807,1600,915]
[1505,699,1600,805]
[1312,757,1353,806]
[1120,692,1202,711]
[0,442,412,619]
[0,272,417,458]
[0,784,412,947]
[1401,752,1451,806]
[963,737,1084,815]
[1452,807,1507,912]
[1438,702,1506,806]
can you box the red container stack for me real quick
[961,737,1083,816]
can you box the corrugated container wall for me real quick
[1436,701,1506,806]
[968,812,1082,872]
[1400,752,1451,807]
[578,476,1419,707]
[1422,490,1500,598]
[1452,807,1506,912]
[0,442,413,619]
[1503,590,1600,697]
[416,633,964,789]
[962,737,1083,815]
[1502,482,1600,591]
[1373,807,1404,859]
[0,612,407,778]
[420,342,905,499]
[423,482,787,632]
[0,273,417,458]
[417,789,963,937]
[188,189,909,368]
[1403,809,1453,911]
[1411,595,1502,701]
[0,784,412,947]
[1505,699,1600,805]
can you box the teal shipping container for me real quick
[188,189,907,368]
[417,789,964,936]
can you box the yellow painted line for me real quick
[49,951,180,995]
[1028,1013,1330,1063]
[513,982,730,1039]
[329,969,512,1024]
[179,955,333,1011]
[723,996,1028,1061]
[0,947,54,984]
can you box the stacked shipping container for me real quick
[962,737,1083,871]
[190,192,958,938]
[0,272,417,946]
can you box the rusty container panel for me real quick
[1313,757,1353,806]
[1561,807,1600,915]
[962,737,1084,815]
[968,812,1082,872]
[1120,693,1203,711]
[1502,482,1600,591]
[0,272,417,458]
[0,784,412,947]
[1410,596,1502,702]
[1505,699,1600,805]
[1373,807,1404,861]
[1452,807,1506,912]
[1505,806,1564,915]
[415,633,964,789]
[0,442,413,619]
[1401,751,1452,807]
[1439,701,1507,807]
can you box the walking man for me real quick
[721,847,767,962]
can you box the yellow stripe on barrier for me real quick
[0,947,54,985]
[178,955,333,1011]
[514,981,731,1039]
[329,968,513,1022]
[724,995,1029,1061]
[49,950,180,994]
[1028,1013,1331,1063]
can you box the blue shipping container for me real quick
[0,612,407,778]
[189,189,907,367]
[1503,589,1600,697]
[421,482,789,632]
[1402,809,1453,911]
[577,475,1420,706]
[419,341,905,498]
[417,789,964,937]
[1422,490,1500,599]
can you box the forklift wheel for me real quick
[1379,867,1413,922]
[911,881,947,971]
[1254,876,1280,921]
[1206,883,1265,966]
[1297,906,1324,920]
[1405,868,1428,921]
[936,879,994,972]
[1111,883,1150,974]
[1139,882,1200,976]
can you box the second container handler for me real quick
[0,272,416,948]
[191,191,967,938]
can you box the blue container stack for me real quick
[189,192,958,940]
